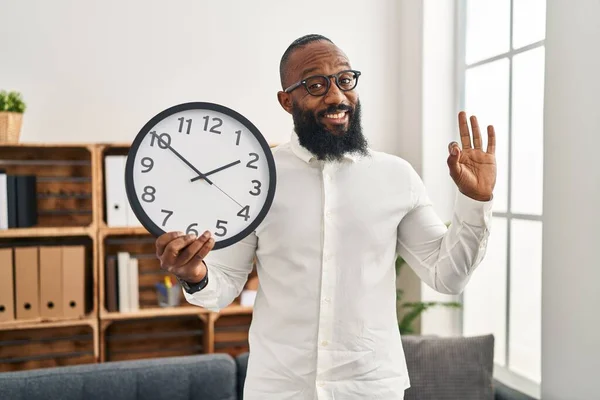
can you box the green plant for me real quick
[396,221,461,335]
[0,90,26,113]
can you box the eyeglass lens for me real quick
[305,71,358,95]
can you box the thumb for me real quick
[447,142,461,178]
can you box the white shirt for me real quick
[184,131,493,400]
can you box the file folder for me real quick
[62,245,85,318]
[39,246,63,318]
[0,248,15,322]
[14,247,40,320]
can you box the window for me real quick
[458,0,546,396]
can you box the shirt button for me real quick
[317,381,325,388]
[321,340,329,347]
[326,211,332,218]
[323,297,330,303]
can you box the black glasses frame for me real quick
[283,69,362,96]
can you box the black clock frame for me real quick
[125,101,277,250]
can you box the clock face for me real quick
[125,102,276,249]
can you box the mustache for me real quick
[317,104,353,118]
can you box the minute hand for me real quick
[153,132,213,185]
[190,160,241,182]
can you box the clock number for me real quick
[203,116,223,134]
[246,153,259,169]
[141,157,154,173]
[215,220,228,237]
[186,223,199,236]
[160,209,173,226]
[177,117,192,134]
[249,180,261,196]
[150,131,171,149]
[237,205,250,222]
[142,185,156,203]
[234,130,242,146]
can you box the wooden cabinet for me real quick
[0,143,253,371]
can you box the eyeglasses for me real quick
[283,69,361,96]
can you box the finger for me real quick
[470,115,482,149]
[486,125,496,154]
[195,236,215,260]
[447,151,462,181]
[171,237,215,279]
[159,233,199,267]
[458,111,472,149]
[448,141,460,156]
[174,231,212,266]
[155,231,185,257]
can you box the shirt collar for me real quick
[289,130,362,164]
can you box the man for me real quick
[155,34,496,399]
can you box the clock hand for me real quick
[190,160,241,182]
[152,133,243,208]
[153,132,214,185]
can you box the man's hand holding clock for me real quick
[156,230,213,287]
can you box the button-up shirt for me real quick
[184,131,493,400]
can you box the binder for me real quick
[129,256,139,312]
[62,245,85,318]
[105,256,119,312]
[39,246,63,318]
[0,248,15,322]
[14,247,40,320]
[0,172,7,229]
[105,155,128,227]
[15,175,37,228]
[117,251,130,312]
[6,175,17,228]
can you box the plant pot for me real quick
[0,111,23,143]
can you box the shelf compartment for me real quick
[0,324,96,372]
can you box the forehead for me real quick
[286,41,351,82]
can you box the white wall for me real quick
[0,0,403,154]
[420,0,463,337]
[2,0,461,335]
[542,0,600,398]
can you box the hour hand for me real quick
[152,132,213,185]
[190,160,241,182]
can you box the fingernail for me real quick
[187,233,196,239]
[176,231,185,237]
[452,148,458,156]
[203,231,211,239]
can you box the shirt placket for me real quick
[315,162,337,397]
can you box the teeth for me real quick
[324,112,346,119]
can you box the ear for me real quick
[277,91,294,114]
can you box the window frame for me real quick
[456,0,545,398]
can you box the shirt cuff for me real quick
[182,266,220,311]
[454,190,494,227]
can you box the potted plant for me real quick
[396,222,461,334]
[0,90,26,143]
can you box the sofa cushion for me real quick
[402,334,495,400]
[0,353,237,400]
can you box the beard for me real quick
[292,99,369,162]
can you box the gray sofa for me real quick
[0,335,535,400]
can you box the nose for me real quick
[323,77,346,105]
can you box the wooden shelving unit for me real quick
[0,142,254,371]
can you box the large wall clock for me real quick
[125,102,276,250]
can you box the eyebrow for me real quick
[300,60,351,78]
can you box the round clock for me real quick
[124,102,276,250]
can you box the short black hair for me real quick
[279,34,334,88]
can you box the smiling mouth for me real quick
[322,111,349,123]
